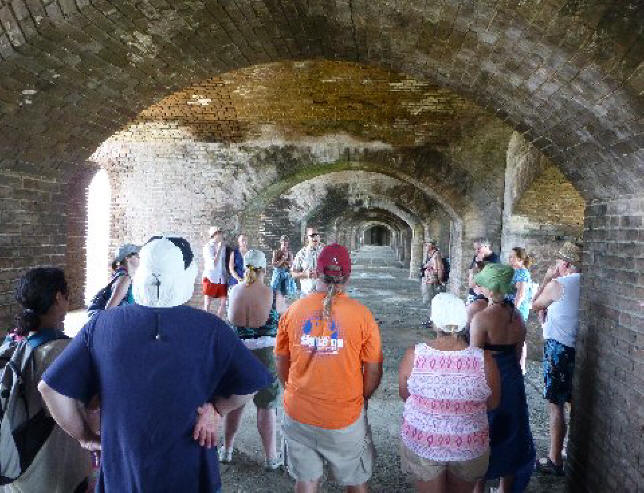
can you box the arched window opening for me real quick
[85,169,111,304]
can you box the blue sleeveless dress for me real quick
[484,341,535,490]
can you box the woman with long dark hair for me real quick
[6,267,92,493]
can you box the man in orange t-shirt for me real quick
[275,244,383,493]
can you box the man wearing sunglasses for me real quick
[291,227,325,298]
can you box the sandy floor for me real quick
[66,246,568,492]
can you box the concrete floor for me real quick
[65,246,568,492]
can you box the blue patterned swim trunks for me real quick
[543,339,576,405]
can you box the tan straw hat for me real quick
[557,241,581,264]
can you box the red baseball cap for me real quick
[316,244,351,279]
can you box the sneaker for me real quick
[264,456,283,471]
[218,448,233,463]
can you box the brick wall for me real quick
[568,196,644,492]
[0,167,77,329]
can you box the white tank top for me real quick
[543,273,580,348]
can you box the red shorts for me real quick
[202,278,227,298]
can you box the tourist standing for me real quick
[291,227,325,298]
[467,239,499,304]
[508,247,533,322]
[399,293,500,493]
[276,244,383,492]
[421,240,444,308]
[470,264,535,493]
[271,235,295,311]
[228,234,249,288]
[39,235,273,492]
[203,226,229,318]
[531,242,581,476]
[105,243,140,309]
[222,249,282,470]
[4,268,92,493]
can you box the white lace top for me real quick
[401,344,491,461]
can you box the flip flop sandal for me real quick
[537,457,564,476]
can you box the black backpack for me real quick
[442,257,450,283]
[87,269,126,313]
[0,330,68,484]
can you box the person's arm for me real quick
[276,354,290,386]
[105,275,130,309]
[290,252,306,279]
[398,347,415,401]
[469,312,487,348]
[272,250,280,268]
[514,281,526,309]
[531,279,562,313]
[483,351,501,410]
[229,253,242,282]
[532,265,559,304]
[38,381,100,451]
[363,362,382,400]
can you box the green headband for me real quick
[474,263,515,295]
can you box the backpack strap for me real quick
[25,329,68,350]
[272,289,278,310]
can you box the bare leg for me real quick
[223,405,245,451]
[217,296,227,319]
[257,407,277,461]
[520,342,527,374]
[549,403,566,465]
[445,471,476,493]
[346,484,368,493]
[473,479,485,493]
[499,475,515,492]
[203,295,212,312]
[415,471,446,493]
[295,479,320,493]
[276,293,288,314]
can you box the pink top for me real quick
[401,344,491,461]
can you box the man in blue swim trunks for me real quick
[532,241,582,476]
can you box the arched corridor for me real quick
[0,2,641,490]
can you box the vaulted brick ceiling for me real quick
[0,1,641,197]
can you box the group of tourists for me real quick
[1,224,582,492]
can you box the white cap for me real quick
[243,249,266,270]
[114,243,139,263]
[430,293,467,333]
[208,226,222,237]
[132,236,198,308]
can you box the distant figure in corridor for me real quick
[38,236,273,492]
[291,226,325,298]
[467,239,499,305]
[507,247,534,373]
[3,268,92,493]
[222,249,282,470]
[470,264,535,493]
[420,240,444,309]
[271,235,295,312]
[531,241,581,477]
[398,293,501,493]
[276,244,383,493]
[227,233,249,288]
[203,226,229,318]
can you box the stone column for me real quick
[409,223,425,279]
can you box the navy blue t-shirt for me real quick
[42,304,273,493]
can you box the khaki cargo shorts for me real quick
[282,410,375,486]
[400,443,489,483]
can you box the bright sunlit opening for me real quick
[85,169,111,305]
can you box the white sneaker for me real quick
[264,456,283,471]
[218,448,233,463]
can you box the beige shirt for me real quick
[3,339,92,493]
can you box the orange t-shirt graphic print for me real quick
[275,292,383,429]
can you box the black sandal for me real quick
[537,457,564,476]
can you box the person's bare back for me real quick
[228,281,272,328]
